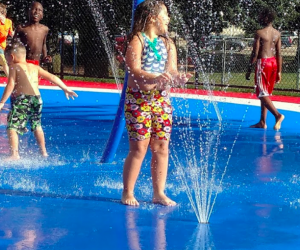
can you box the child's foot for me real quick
[153,194,176,206]
[122,191,139,206]
[250,122,267,129]
[4,155,20,161]
[40,150,49,158]
[274,114,285,131]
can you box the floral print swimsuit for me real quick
[125,33,172,141]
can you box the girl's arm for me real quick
[125,34,171,86]
[0,66,16,108]
[165,38,178,74]
[165,39,192,87]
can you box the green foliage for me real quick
[3,0,300,80]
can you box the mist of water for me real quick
[167,0,222,122]
[85,0,252,224]
[86,0,122,92]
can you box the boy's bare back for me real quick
[11,62,40,96]
[255,26,281,59]
[14,24,49,61]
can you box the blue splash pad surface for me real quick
[0,90,300,249]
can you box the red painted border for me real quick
[1,77,299,103]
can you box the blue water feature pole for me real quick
[100,0,145,163]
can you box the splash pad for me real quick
[1,82,300,248]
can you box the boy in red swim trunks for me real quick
[246,7,284,130]
[13,2,51,65]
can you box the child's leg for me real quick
[250,100,268,128]
[260,96,284,130]
[33,126,48,157]
[150,139,176,206]
[122,139,150,206]
[2,63,9,77]
[6,129,20,160]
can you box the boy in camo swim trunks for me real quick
[0,42,77,160]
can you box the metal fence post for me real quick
[60,0,65,80]
[221,38,226,86]
[297,29,300,90]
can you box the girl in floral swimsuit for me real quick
[122,0,192,206]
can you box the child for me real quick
[0,3,13,76]
[0,42,77,160]
[13,1,51,65]
[122,0,192,206]
[246,7,284,130]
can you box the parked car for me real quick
[281,36,292,49]
[247,37,291,49]
[204,38,246,52]
[114,35,126,65]
[247,38,254,47]
[281,31,298,45]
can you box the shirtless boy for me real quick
[246,7,284,130]
[13,1,51,65]
[0,42,77,160]
[0,3,13,75]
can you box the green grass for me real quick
[194,72,300,96]
[61,72,300,97]
[63,76,117,83]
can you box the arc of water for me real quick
[167,0,222,122]
[206,107,249,221]
[87,0,122,87]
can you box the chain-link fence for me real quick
[175,35,300,92]
[2,0,300,94]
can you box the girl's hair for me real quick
[127,0,166,43]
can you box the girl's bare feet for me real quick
[250,122,267,129]
[153,193,176,206]
[274,114,284,131]
[122,191,139,206]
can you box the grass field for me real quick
[63,73,300,97]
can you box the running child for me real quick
[122,0,192,206]
[246,7,284,130]
[13,1,51,65]
[0,42,77,160]
[0,3,13,76]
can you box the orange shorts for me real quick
[255,57,278,97]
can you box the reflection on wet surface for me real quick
[0,105,300,249]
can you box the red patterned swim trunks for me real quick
[125,87,173,141]
[255,57,278,97]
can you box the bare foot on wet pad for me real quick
[250,122,267,129]
[274,114,284,131]
[153,193,176,206]
[122,191,140,206]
